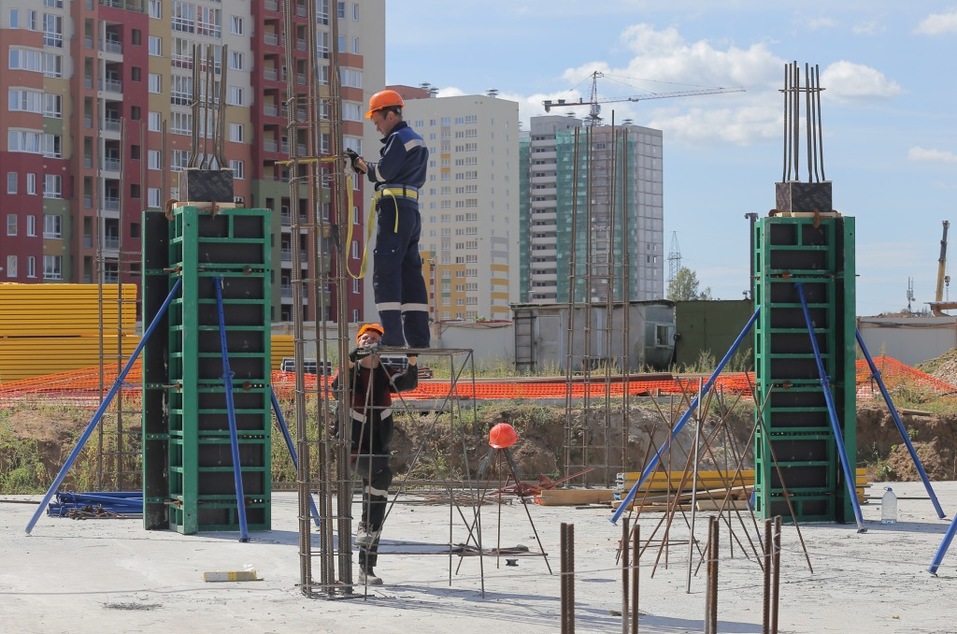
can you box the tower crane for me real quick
[930,220,955,316]
[543,70,745,122]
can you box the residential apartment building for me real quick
[390,88,520,322]
[0,0,384,324]
[519,115,664,304]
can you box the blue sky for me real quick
[385,2,957,316]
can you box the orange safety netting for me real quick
[1,355,954,408]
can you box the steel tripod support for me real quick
[213,276,249,542]
[611,307,761,525]
[855,329,945,519]
[794,283,865,531]
[25,278,184,535]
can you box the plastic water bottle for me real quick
[880,487,897,524]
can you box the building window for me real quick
[228,86,243,106]
[230,15,243,35]
[131,29,142,46]
[148,0,162,19]
[148,111,161,131]
[148,36,162,56]
[229,123,243,142]
[27,256,36,278]
[43,213,61,238]
[337,2,345,19]
[148,73,162,93]
[43,93,61,117]
[148,150,161,170]
[148,187,161,208]
[6,214,17,236]
[27,214,36,236]
[353,3,359,20]
[43,174,61,198]
[6,255,16,278]
[229,160,244,179]
[26,173,36,194]
[6,172,16,194]
[43,255,62,280]
[229,51,243,71]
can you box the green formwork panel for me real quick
[143,205,272,534]
[753,215,856,523]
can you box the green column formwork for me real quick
[753,215,856,523]
[143,205,272,534]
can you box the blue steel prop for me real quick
[270,388,321,527]
[855,329,945,519]
[794,283,865,532]
[214,276,250,542]
[25,278,183,534]
[610,307,760,525]
[929,513,957,574]
[47,491,143,517]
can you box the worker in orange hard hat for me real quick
[344,89,431,354]
[332,322,418,586]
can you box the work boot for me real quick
[358,565,383,586]
[355,525,381,548]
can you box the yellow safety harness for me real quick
[344,186,418,280]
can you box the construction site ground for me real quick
[3,480,957,634]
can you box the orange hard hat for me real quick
[356,322,384,341]
[489,422,518,449]
[365,89,404,118]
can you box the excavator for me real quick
[929,220,956,316]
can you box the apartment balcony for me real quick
[101,196,121,212]
[101,117,122,136]
[100,39,122,55]
[530,235,557,246]
[101,157,121,173]
[263,32,279,46]
[98,78,123,95]
[264,0,278,10]
[263,68,278,81]
[530,174,557,186]
[263,104,279,117]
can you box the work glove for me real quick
[345,148,364,174]
[348,345,377,362]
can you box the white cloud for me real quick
[852,19,885,35]
[820,61,903,101]
[908,147,957,163]
[804,17,838,30]
[648,105,778,146]
[915,10,957,35]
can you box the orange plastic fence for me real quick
[1,355,954,408]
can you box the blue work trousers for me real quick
[372,198,430,348]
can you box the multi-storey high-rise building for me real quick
[0,0,384,324]
[519,115,664,304]
[387,87,520,322]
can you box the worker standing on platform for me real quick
[346,89,431,351]
[332,322,419,585]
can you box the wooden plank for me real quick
[537,488,613,506]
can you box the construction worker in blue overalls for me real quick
[346,89,431,353]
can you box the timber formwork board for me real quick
[753,215,857,523]
[142,206,272,534]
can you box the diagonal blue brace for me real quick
[929,512,957,574]
[855,329,945,519]
[611,307,760,525]
[270,388,321,527]
[214,276,249,542]
[26,278,183,535]
[794,283,865,532]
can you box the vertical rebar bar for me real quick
[704,516,719,634]
[621,518,630,634]
[631,523,640,634]
[771,516,782,634]
[561,522,576,633]
[763,518,772,633]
